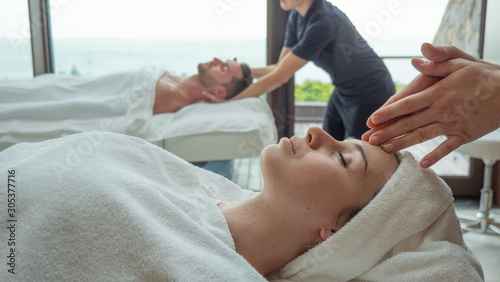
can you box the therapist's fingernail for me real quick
[421,159,430,168]
[372,114,382,124]
[413,58,425,65]
[370,135,381,145]
[381,143,394,153]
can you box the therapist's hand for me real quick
[365,44,479,128]
[202,90,227,103]
[363,54,500,168]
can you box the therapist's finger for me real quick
[374,120,447,151]
[411,57,470,78]
[202,91,226,103]
[367,74,440,128]
[421,43,476,63]
[362,118,398,141]
[367,106,444,146]
[366,88,436,131]
[419,136,465,168]
[383,74,435,106]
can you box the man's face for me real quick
[197,58,243,87]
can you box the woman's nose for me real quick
[306,126,339,149]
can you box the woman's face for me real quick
[260,126,400,232]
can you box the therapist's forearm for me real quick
[251,47,292,79]
[230,74,286,101]
[251,65,278,79]
[233,49,304,101]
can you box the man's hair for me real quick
[222,63,253,99]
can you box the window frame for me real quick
[28,0,54,76]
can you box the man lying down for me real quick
[0,126,483,281]
[0,58,253,151]
[1,58,252,115]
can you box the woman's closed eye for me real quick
[339,152,347,167]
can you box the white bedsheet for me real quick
[0,67,162,148]
[0,69,277,161]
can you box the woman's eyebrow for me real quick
[353,143,368,174]
[344,137,368,173]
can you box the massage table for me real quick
[146,97,278,162]
[0,97,277,162]
[0,68,278,162]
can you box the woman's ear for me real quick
[320,227,335,241]
[207,85,227,99]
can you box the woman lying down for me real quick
[0,126,483,281]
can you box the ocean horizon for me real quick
[1,38,420,84]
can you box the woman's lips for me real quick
[290,136,297,154]
[281,137,295,154]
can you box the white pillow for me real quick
[146,97,278,162]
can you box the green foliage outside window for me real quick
[294,81,333,102]
[294,80,405,102]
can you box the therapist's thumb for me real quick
[421,43,476,63]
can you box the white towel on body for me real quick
[0,132,263,281]
[0,67,165,151]
[267,152,484,282]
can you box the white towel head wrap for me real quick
[268,151,484,282]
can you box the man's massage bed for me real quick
[147,97,277,162]
[0,68,278,162]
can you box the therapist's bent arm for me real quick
[251,47,294,79]
[230,51,307,101]
[251,65,278,79]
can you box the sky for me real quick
[1,0,448,41]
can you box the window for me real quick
[49,0,266,77]
[296,0,449,91]
[484,0,500,64]
[0,0,33,79]
[293,0,472,177]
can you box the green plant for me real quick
[294,80,407,102]
[70,64,81,76]
[294,80,333,102]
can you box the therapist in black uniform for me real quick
[205,0,394,140]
